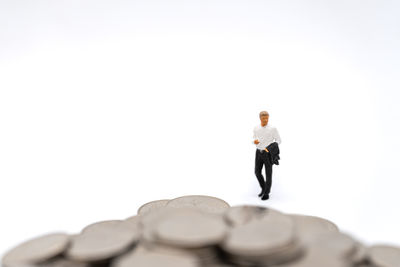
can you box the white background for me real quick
[1,0,399,257]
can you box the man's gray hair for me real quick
[259,111,269,118]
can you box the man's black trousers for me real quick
[255,149,273,195]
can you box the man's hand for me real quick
[254,139,260,145]
[265,148,269,152]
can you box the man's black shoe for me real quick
[258,184,267,197]
[261,194,269,200]
[258,189,264,197]
[258,186,266,197]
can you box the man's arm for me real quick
[274,128,282,144]
[253,127,259,144]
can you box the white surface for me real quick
[1,0,400,258]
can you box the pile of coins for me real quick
[2,195,400,267]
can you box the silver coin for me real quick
[139,207,225,264]
[66,232,134,262]
[288,214,339,244]
[2,233,70,267]
[154,208,228,248]
[67,220,140,262]
[137,199,170,215]
[221,212,296,257]
[289,214,338,232]
[308,232,357,259]
[166,195,230,214]
[81,220,121,233]
[224,239,304,266]
[81,219,141,237]
[281,233,355,267]
[368,244,400,267]
[112,248,199,267]
[139,206,179,243]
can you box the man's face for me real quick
[260,115,269,126]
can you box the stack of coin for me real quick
[2,195,400,267]
[66,219,141,265]
[134,195,230,265]
[221,206,304,266]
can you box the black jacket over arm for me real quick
[266,142,280,165]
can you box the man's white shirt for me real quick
[253,124,281,150]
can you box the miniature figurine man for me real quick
[253,111,281,200]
